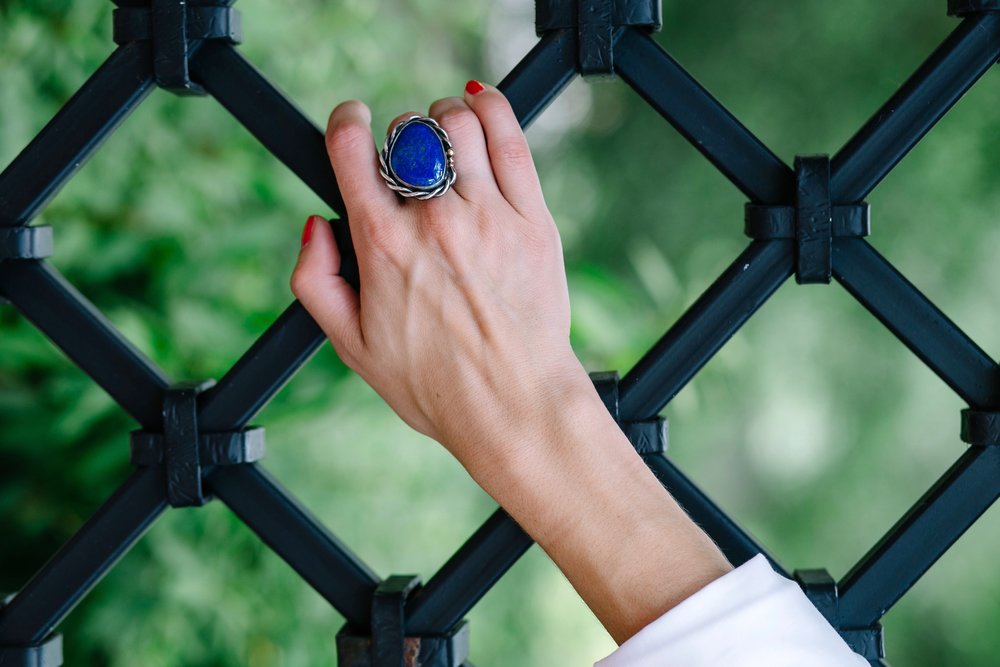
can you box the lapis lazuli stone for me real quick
[389,121,447,189]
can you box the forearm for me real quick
[458,368,733,645]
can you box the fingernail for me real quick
[465,79,485,96]
[302,215,320,247]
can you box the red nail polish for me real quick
[302,215,319,246]
[465,79,485,95]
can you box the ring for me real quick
[380,115,456,199]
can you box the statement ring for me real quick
[379,116,456,200]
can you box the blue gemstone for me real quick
[389,121,447,189]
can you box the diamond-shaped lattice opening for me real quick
[655,0,957,164]
[667,282,961,557]
[0,308,135,584]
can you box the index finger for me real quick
[325,100,400,221]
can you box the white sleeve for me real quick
[594,554,868,667]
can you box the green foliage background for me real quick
[2,0,1000,664]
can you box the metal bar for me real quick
[642,454,784,573]
[615,29,793,204]
[189,44,366,287]
[405,509,533,635]
[0,260,170,427]
[496,30,578,129]
[190,42,345,215]
[0,43,155,227]
[838,446,1000,627]
[832,238,998,409]
[197,301,325,432]
[830,13,1000,202]
[209,463,379,627]
[0,468,167,643]
[618,241,794,421]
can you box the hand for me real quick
[291,82,595,475]
[292,82,732,645]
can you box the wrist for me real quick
[454,356,605,485]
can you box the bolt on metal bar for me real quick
[0,43,155,227]
[405,509,533,635]
[837,445,1000,628]
[209,464,380,628]
[618,241,794,422]
[832,238,999,409]
[0,260,171,427]
[830,13,1000,202]
[615,29,794,204]
[0,468,167,644]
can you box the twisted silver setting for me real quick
[379,115,456,200]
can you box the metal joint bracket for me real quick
[0,597,63,667]
[535,0,662,76]
[112,0,242,95]
[960,409,1000,447]
[744,202,869,243]
[130,380,266,507]
[0,635,63,667]
[948,0,1000,16]
[336,575,471,667]
[794,155,833,284]
[745,155,870,284]
[0,226,53,261]
[590,371,668,454]
[794,569,885,661]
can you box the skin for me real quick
[291,83,733,645]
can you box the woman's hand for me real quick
[291,82,596,475]
[292,82,732,645]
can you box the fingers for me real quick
[427,97,496,197]
[463,81,547,218]
[326,100,399,220]
[291,215,365,366]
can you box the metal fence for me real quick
[2,0,999,665]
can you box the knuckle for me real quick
[326,120,371,157]
[364,222,403,259]
[439,106,479,135]
[290,267,311,301]
[493,137,532,166]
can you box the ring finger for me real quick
[427,97,497,199]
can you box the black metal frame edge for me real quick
[832,238,998,409]
[615,30,793,204]
[0,43,155,227]
[838,445,1000,627]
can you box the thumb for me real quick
[291,215,364,366]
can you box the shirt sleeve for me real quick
[594,554,869,667]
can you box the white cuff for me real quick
[595,555,869,667]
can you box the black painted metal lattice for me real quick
[3,1,1000,665]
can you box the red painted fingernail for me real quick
[301,215,320,246]
[465,79,485,95]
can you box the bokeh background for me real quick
[2,0,1000,664]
